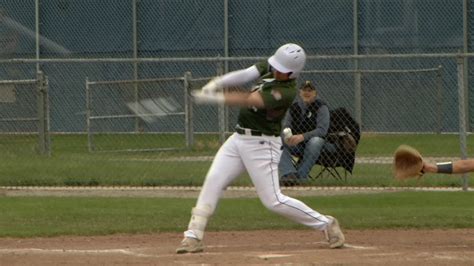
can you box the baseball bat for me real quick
[126,96,182,123]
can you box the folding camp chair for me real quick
[311,108,360,182]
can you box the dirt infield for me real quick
[1,229,473,265]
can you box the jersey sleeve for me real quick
[254,60,271,76]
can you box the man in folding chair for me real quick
[313,107,359,181]
[279,81,337,186]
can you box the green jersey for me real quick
[237,61,297,136]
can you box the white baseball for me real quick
[283,128,293,140]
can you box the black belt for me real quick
[235,127,278,137]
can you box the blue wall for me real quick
[0,0,468,132]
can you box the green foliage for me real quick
[0,192,473,237]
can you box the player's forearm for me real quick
[453,159,474,173]
[281,110,292,129]
[223,92,249,106]
[423,159,474,174]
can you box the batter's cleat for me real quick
[325,215,345,248]
[176,237,204,254]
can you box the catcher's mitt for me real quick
[393,144,424,179]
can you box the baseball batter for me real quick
[176,43,345,254]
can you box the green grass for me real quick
[306,164,474,187]
[0,192,473,237]
[358,133,474,156]
[1,133,473,187]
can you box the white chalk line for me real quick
[208,240,327,249]
[0,248,160,258]
[417,251,474,262]
[362,251,474,262]
[0,186,466,192]
[113,156,463,165]
[0,241,375,258]
[250,243,377,260]
[257,254,293,259]
[362,252,402,257]
[344,243,377,250]
[431,254,474,262]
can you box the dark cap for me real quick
[300,80,316,91]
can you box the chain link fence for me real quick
[0,71,49,156]
[86,76,191,152]
[0,0,472,189]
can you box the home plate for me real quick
[257,254,293,259]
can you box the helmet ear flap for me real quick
[289,72,298,79]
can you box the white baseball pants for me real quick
[184,133,331,240]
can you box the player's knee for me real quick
[260,194,290,213]
[306,137,325,149]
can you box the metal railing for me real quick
[85,75,192,152]
[0,70,50,155]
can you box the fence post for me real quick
[184,71,194,149]
[353,0,362,127]
[85,77,93,152]
[456,57,469,191]
[216,60,226,144]
[132,0,142,133]
[44,73,51,156]
[36,70,50,156]
[462,0,470,131]
[436,65,443,133]
[223,0,230,136]
[354,70,362,127]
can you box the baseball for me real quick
[283,128,293,140]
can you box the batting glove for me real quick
[202,78,222,95]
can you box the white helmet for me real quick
[268,43,306,78]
